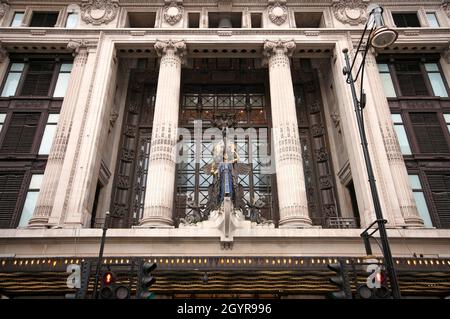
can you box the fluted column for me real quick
[263,40,311,228]
[140,40,186,227]
[28,40,88,228]
[365,50,423,227]
[0,42,9,82]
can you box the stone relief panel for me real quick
[443,1,450,19]
[268,2,288,26]
[163,1,184,25]
[332,0,368,26]
[0,1,9,20]
[81,0,119,25]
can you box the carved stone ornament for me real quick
[154,39,187,58]
[163,1,184,25]
[443,1,450,18]
[0,1,9,20]
[0,41,8,62]
[268,2,288,26]
[332,0,368,26]
[81,0,119,26]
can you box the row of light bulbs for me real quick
[1,257,449,268]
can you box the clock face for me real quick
[272,7,284,17]
[167,6,179,17]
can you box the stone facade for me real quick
[0,0,449,297]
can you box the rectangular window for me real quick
[0,113,40,154]
[128,12,156,28]
[53,63,72,97]
[208,12,242,28]
[188,13,200,28]
[410,112,450,153]
[409,175,433,227]
[395,61,429,96]
[251,13,262,28]
[29,12,59,27]
[391,114,412,155]
[424,63,448,97]
[0,172,25,228]
[392,13,421,27]
[377,63,396,97]
[1,63,25,97]
[18,174,44,227]
[444,114,450,134]
[38,114,59,155]
[10,12,24,27]
[294,12,324,28]
[0,113,5,134]
[426,12,439,27]
[426,174,450,228]
[65,12,78,28]
[20,60,55,96]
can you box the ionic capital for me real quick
[67,39,88,55]
[154,39,187,59]
[0,41,8,63]
[263,39,296,59]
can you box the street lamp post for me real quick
[341,4,401,299]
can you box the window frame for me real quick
[19,7,64,27]
[425,11,440,27]
[0,56,73,98]
[408,173,434,227]
[377,55,450,98]
[9,11,25,27]
[391,11,422,28]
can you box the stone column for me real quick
[263,40,311,228]
[331,40,375,228]
[440,49,450,88]
[140,40,186,227]
[28,40,88,228]
[57,38,117,227]
[0,42,9,84]
[364,50,423,227]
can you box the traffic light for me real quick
[99,270,116,299]
[99,270,130,299]
[137,262,157,299]
[357,267,391,299]
[326,260,352,299]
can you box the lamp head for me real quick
[367,4,398,48]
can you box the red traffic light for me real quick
[102,271,115,285]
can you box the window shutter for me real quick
[0,172,24,228]
[427,174,450,228]
[20,61,55,96]
[410,112,449,153]
[397,74,428,96]
[0,113,40,153]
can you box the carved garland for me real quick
[332,0,368,26]
[81,0,119,26]
[268,2,288,26]
[163,1,184,25]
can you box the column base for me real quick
[139,216,174,228]
[403,217,425,228]
[27,217,50,229]
[279,216,313,228]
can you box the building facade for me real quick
[0,0,449,298]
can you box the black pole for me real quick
[92,212,110,299]
[342,49,401,299]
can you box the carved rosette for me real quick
[268,2,288,26]
[0,2,9,20]
[443,1,450,18]
[163,1,184,25]
[332,0,368,26]
[81,0,119,26]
